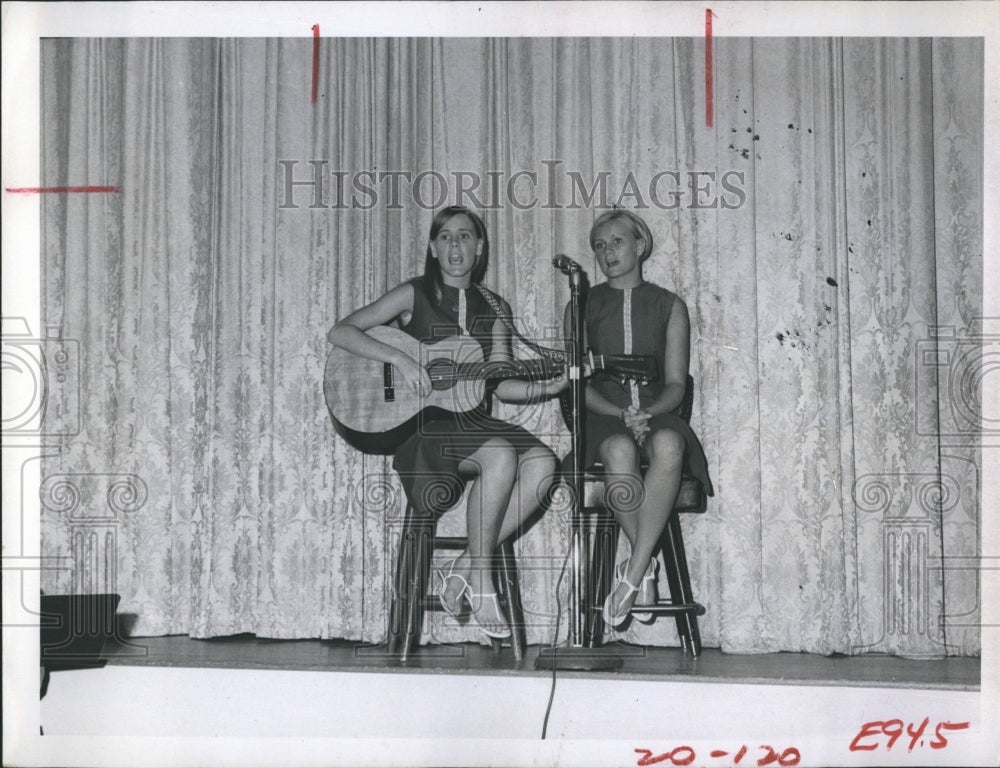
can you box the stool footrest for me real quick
[588,601,706,617]
[421,596,444,612]
[640,601,707,617]
[432,536,468,549]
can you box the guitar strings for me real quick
[423,354,653,385]
[425,359,561,384]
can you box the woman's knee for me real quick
[646,429,685,469]
[599,433,638,470]
[520,446,557,478]
[477,437,519,479]
[518,446,558,503]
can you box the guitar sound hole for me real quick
[425,358,457,391]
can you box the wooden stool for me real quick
[567,374,710,656]
[583,463,707,655]
[386,504,527,661]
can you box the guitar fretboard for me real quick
[421,352,646,386]
[426,357,563,385]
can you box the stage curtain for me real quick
[40,37,982,655]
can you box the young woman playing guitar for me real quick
[328,206,567,639]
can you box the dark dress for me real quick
[584,281,714,496]
[392,275,550,516]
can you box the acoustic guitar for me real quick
[324,325,657,453]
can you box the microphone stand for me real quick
[535,261,622,671]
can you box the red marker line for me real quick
[6,186,120,194]
[311,24,320,105]
[705,8,715,128]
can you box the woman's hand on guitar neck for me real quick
[548,367,571,395]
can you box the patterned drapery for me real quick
[40,37,982,655]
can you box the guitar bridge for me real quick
[383,362,395,402]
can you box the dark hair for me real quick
[423,206,490,304]
[589,209,654,262]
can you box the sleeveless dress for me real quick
[392,275,550,516]
[584,281,714,496]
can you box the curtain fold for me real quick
[40,37,982,655]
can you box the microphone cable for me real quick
[540,511,574,740]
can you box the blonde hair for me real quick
[589,209,654,261]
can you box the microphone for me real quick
[552,254,582,272]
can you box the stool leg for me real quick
[496,542,525,661]
[668,513,702,657]
[488,554,503,655]
[586,510,618,647]
[661,512,701,656]
[659,513,689,653]
[387,511,416,656]
[401,517,433,662]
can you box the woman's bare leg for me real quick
[604,429,685,616]
[439,438,518,635]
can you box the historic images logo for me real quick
[914,321,999,446]
[278,159,747,211]
[1,317,80,437]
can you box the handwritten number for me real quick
[634,747,696,766]
[757,745,799,766]
[777,748,801,766]
[635,749,659,766]
[638,745,796,767]
[671,747,696,766]
[849,720,882,751]
[850,718,970,752]
[906,717,930,751]
[756,745,779,766]
[930,721,971,750]
[882,719,904,750]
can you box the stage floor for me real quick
[35,635,994,766]
[99,633,980,690]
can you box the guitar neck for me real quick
[588,352,659,382]
[439,353,654,384]
[454,358,563,383]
